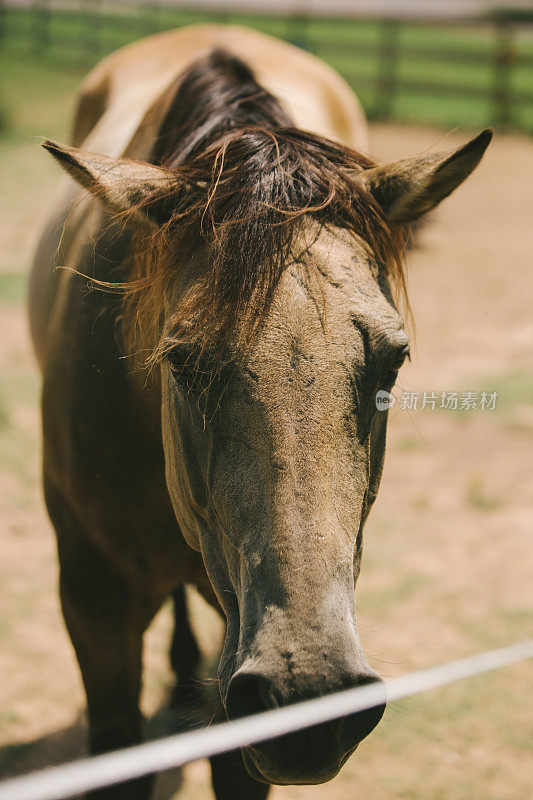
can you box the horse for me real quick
[29,23,491,800]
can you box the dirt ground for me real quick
[0,123,531,800]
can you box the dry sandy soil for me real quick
[0,123,531,800]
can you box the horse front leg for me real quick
[210,749,270,800]
[170,583,202,706]
[56,522,162,800]
[208,701,270,800]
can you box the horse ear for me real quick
[360,129,493,224]
[42,140,180,227]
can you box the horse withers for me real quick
[30,24,491,800]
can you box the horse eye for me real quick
[166,345,194,375]
[383,344,410,386]
[165,345,223,399]
[391,344,410,372]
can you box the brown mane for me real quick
[120,49,407,365]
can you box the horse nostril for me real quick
[226,667,385,749]
[226,673,273,720]
[341,673,386,744]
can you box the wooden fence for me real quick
[308,14,533,130]
[1,1,533,133]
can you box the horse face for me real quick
[43,128,490,786]
[160,228,407,784]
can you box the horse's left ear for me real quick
[360,129,493,224]
[42,140,180,227]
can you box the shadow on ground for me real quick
[0,688,217,799]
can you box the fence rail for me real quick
[0,640,531,800]
[1,3,533,132]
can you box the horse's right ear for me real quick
[42,140,180,227]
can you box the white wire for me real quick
[0,640,531,800]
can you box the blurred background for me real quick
[0,2,532,799]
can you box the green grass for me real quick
[464,473,503,512]
[0,393,8,431]
[479,369,533,431]
[0,273,28,306]
[0,47,86,143]
[481,368,533,411]
[2,8,533,134]
[395,434,426,452]
[0,47,85,273]
[415,368,533,428]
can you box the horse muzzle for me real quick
[225,667,385,785]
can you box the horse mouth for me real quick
[239,727,358,786]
